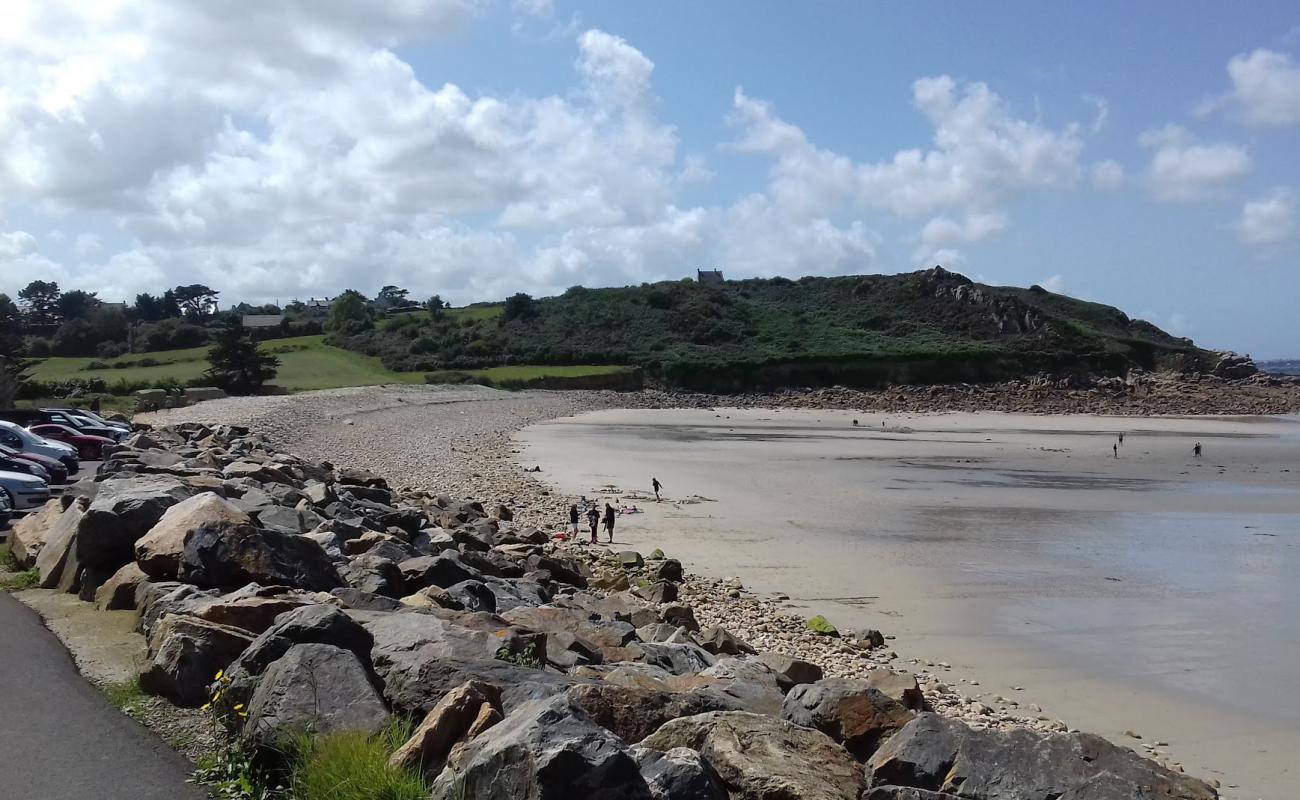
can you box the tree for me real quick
[56,290,100,321]
[325,289,376,336]
[423,295,446,317]
[172,284,220,321]
[0,294,22,356]
[376,285,410,310]
[18,280,61,326]
[134,292,180,322]
[502,292,537,322]
[204,319,279,395]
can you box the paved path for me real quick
[0,593,207,800]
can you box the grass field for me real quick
[29,335,426,392]
[425,364,633,386]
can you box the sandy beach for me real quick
[516,408,1300,799]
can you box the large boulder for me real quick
[404,551,486,590]
[641,711,865,800]
[868,713,1219,800]
[631,745,726,800]
[232,604,375,679]
[389,681,502,776]
[7,499,65,568]
[756,651,824,692]
[780,678,914,760]
[429,694,653,800]
[246,644,388,747]
[339,554,405,597]
[134,493,250,580]
[193,594,317,635]
[569,684,742,744]
[179,521,342,591]
[636,642,717,676]
[863,669,924,711]
[502,607,639,663]
[94,562,150,610]
[34,501,86,589]
[75,476,193,570]
[139,615,255,707]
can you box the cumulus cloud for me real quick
[1138,124,1252,201]
[0,1,1104,304]
[1234,188,1296,248]
[1200,49,1300,127]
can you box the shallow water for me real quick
[518,409,1300,797]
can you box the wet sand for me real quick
[516,409,1300,799]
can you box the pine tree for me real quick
[204,319,279,395]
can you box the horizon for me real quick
[1,2,1298,357]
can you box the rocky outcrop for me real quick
[135,492,250,580]
[868,713,1218,800]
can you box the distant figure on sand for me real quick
[587,505,600,542]
[1113,443,1118,458]
[1118,433,1124,445]
[652,477,662,501]
[568,504,579,537]
[603,503,617,542]
[1193,441,1203,458]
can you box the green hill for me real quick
[338,267,1211,391]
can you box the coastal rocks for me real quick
[863,668,924,710]
[94,561,149,610]
[246,643,388,747]
[76,476,194,571]
[7,499,64,568]
[868,713,1218,800]
[139,614,256,706]
[569,684,742,744]
[134,492,251,579]
[641,711,865,800]
[233,604,374,679]
[632,745,726,800]
[389,681,503,776]
[780,678,914,759]
[698,626,756,656]
[179,521,342,591]
[757,652,824,691]
[429,694,653,800]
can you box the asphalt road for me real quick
[0,594,207,800]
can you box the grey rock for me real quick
[329,587,405,612]
[246,644,388,747]
[631,745,726,800]
[569,684,743,744]
[446,580,496,613]
[868,713,1219,800]
[340,554,405,597]
[781,678,914,760]
[697,626,756,656]
[429,695,652,800]
[757,652,824,692]
[636,642,716,675]
[179,521,342,591]
[139,614,255,707]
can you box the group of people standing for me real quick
[566,477,664,545]
[1112,432,1203,458]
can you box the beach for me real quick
[516,408,1300,799]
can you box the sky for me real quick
[0,1,1297,357]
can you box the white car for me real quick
[0,420,79,468]
[0,469,51,511]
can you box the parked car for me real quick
[0,420,79,472]
[0,488,11,527]
[36,409,128,442]
[0,449,51,482]
[46,407,132,436]
[27,424,116,461]
[0,469,51,511]
[0,444,68,484]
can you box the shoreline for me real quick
[134,384,1300,797]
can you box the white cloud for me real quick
[1234,188,1296,247]
[73,232,102,258]
[912,212,1007,264]
[1138,124,1252,201]
[1090,159,1125,191]
[0,230,39,259]
[1201,49,1300,127]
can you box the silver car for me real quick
[0,469,51,511]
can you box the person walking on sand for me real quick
[1118,432,1124,445]
[603,503,617,543]
[1193,441,1202,458]
[568,504,580,538]
[1113,443,1118,458]
[587,505,600,543]
[652,477,663,502]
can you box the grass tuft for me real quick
[102,676,147,715]
[291,719,426,800]
[0,568,39,592]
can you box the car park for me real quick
[0,445,68,484]
[46,407,132,437]
[27,424,116,461]
[0,420,79,472]
[37,409,128,442]
[0,469,51,511]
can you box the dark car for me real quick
[36,409,128,442]
[27,424,116,461]
[0,444,69,484]
[0,449,52,482]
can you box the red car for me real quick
[27,424,116,461]
[0,444,70,483]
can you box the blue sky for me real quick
[1,1,1297,356]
